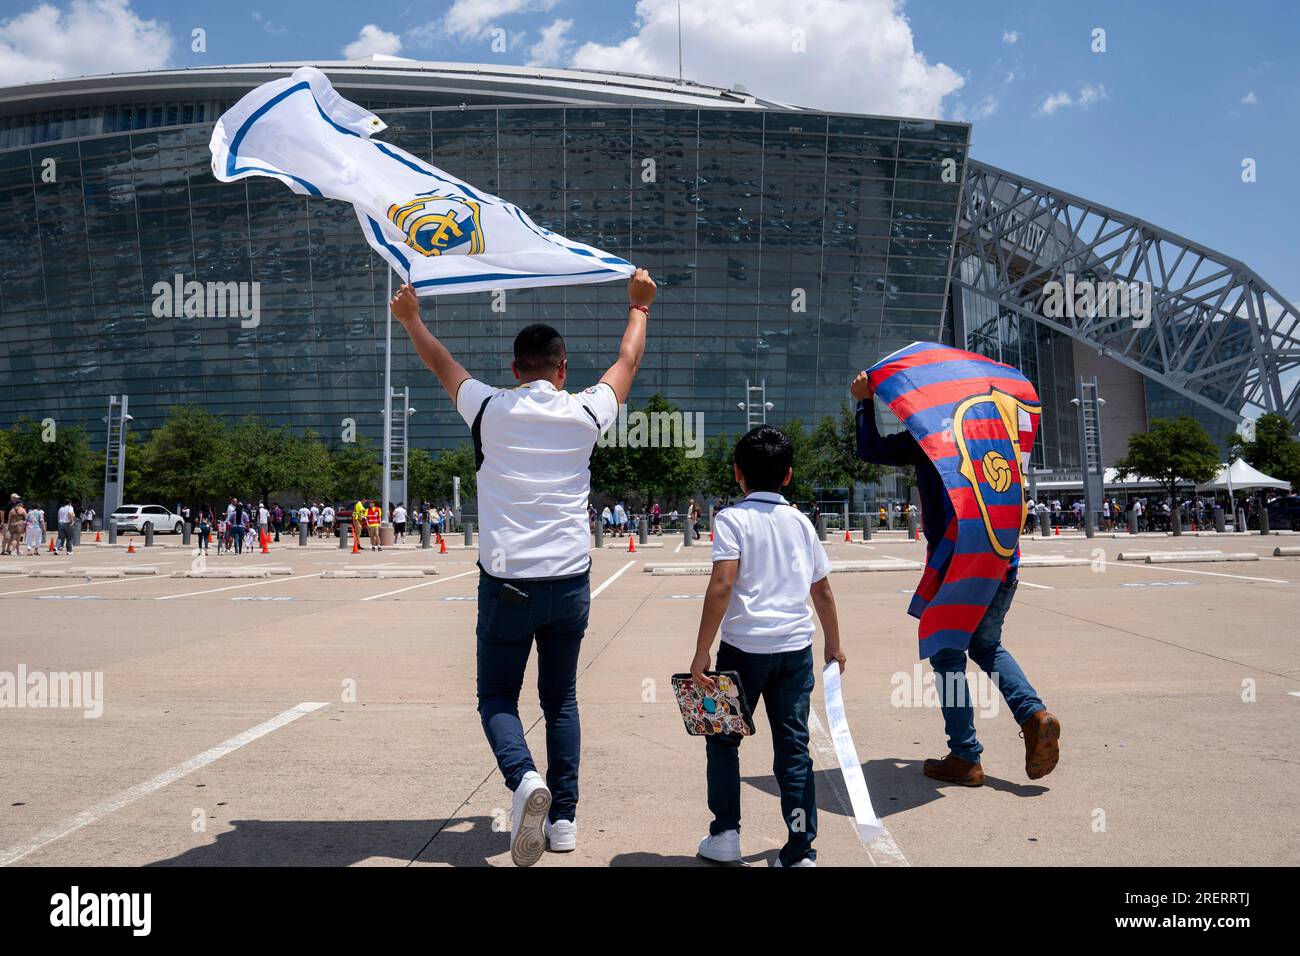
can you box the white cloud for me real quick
[569,0,963,118]
[1002,30,1019,44]
[1240,90,1258,105]
[411,0,559,44]
[343,24,402,59]
[1038,90,1072,115]
[1037,83,1106,116]
[0,0,172,86]
[1077,83,1105,106]
[527,18,573,66]
[252,12,288,36]
[951,94,998,123]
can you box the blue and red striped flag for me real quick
[865,342,1042,658]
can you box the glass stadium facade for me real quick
[2,60,1295,481]
[0,62,966,456]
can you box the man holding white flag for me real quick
[390,269,655,867]
[209,66,635,293]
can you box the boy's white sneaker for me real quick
[544,817,577,852]
[697,830,742,864]
[510,771,551,867]
[773,857,817,867]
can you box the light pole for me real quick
[381,268,393,515]
[737,379,774,430]
[383,387,414,510]
[102,395,132,519]
[1070,375,1106,535]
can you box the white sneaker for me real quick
[773,856,817,867]
[510,771,551,867]
[697,830,741,864]
[544,817,577,852]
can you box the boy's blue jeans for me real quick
[706,642,817,866]
[928,581,1044,763]
[476,569,589,823]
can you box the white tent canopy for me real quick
[1197,457,1291,492]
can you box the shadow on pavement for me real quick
[742,758,1048,818]
[147,815,502,867]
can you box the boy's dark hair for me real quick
[513,323,566,376]
[734,425,794,493]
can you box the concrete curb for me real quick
[1144,553,1260,564]
[1117,550,1222,561]
[172,568,271,578]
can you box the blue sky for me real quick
[1,0,1296,295]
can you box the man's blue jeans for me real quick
[928,581,1043,762]
[705,642,817,866]
[476,569,590,822]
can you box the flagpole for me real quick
[382,267,393,519]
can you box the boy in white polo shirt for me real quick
[689,425,845,868]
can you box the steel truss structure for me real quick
[953,159,1300,425]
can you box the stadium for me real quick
[1,56,1297,490]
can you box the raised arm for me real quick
[600,268,656,405]
[850,372,919,467]
[390,283,471,402]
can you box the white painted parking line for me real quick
[1113,562,1289,585]
[0,576,153,597]
[157,572,322,600]
[360,568,478,601]
[807,709,908,867]
[1018,581,1054,590]
[0,702,328,867]
[591,559,637,599]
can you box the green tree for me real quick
[1228,412,1300,490]
[206,416,298,505]
[134,405,227,503]
[3,418,97,505]
[330,434,382,504]
[1114,416,1220,503]
[805,404,887,510]
[282,429,334,502]
[623,394,702,508]
[591,441,638,502]
[697,431,740,501]
[427,442,477,506]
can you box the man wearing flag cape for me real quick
[851,343,1061,786]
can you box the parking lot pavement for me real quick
[1,535,1296,866]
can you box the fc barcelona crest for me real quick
[387,190,485,257]
[952,388,1041,558]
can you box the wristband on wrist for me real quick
[630,304,650,316]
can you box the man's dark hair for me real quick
[734,425,794,493]
[513,323,566,376]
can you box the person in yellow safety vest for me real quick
[366,501,383,551]
[352,500,366,544]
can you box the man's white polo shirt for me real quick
[712,491,831,654]
[456,377,618,580]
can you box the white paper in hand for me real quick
[821,661,883,843]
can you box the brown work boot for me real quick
[923,753,985,786]
[1020,710,1061,780]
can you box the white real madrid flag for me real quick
[209,67,634,294]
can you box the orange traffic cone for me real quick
[48,536,55,552]
[709,531,714,542]
[439,536,447,554]
[126,539,136,554]
[627,536,637,554]
[351,532,360,555]
[95,531,101,543]
[260,530,269,554]
[844,528,851,542]
[1054,525,1060,536]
